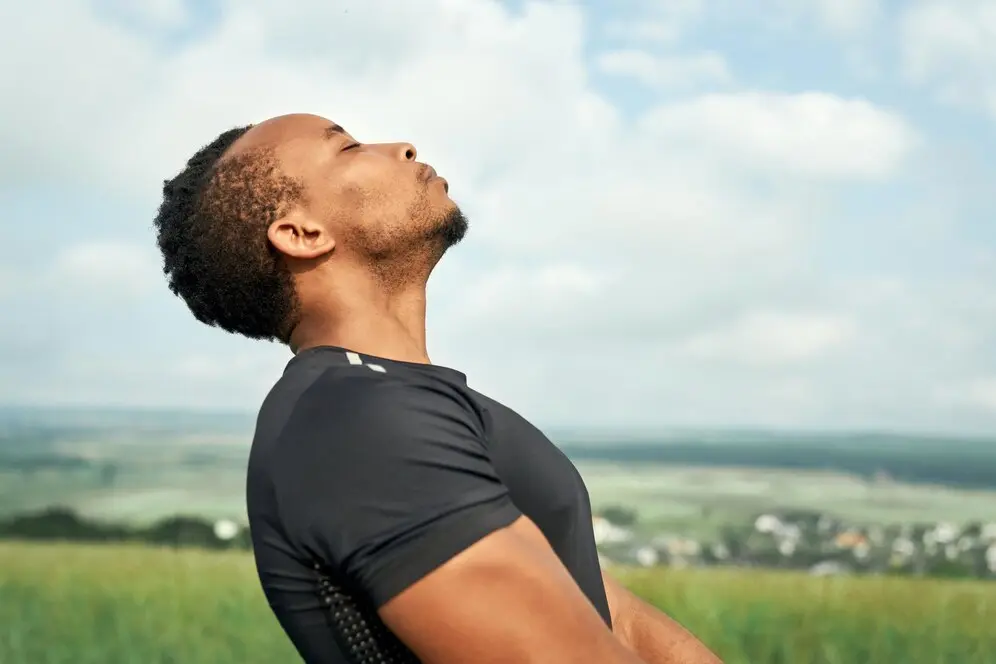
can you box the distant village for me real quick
[3,504,996,581]
[593,509,996,580]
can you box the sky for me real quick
[1,0,995,435]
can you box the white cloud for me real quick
[595,49,731,89]
[614,0,881,41]
[779,0,883,36]
[101,0,190,29]
[603,0,706,45]
[900,0,996,116]
[603,21,682,45]
[170,350,286,385]
[639,92,917,179]
[934,379,996,413]
[49,242,161,301]
[0,266,13,299]
[677,311,857,365]
[812,0,881,35]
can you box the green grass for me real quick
[1,541,994,663]
[615,567,996,664]
[0,541,298,663]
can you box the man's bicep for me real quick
[378,516,644,664]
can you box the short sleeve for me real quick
[273,370,522,607]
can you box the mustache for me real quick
[418,164,437,182]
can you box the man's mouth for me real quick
[421,165,448,192]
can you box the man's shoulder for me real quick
[299,362,462,411]
[260,354,479,440]
[467,387,548,439]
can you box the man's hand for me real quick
[378,516,645,664]
[602,571,723,664]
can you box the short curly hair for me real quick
[153,126,305,343]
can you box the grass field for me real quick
[2,541,994,663]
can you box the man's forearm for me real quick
[616,597,723,664]
[603,572,722,664]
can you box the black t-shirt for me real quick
[246,346,609,663]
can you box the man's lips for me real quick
[422,164,448,192]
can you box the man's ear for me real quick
[267,209,335,260]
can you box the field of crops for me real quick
[2,540,994,664]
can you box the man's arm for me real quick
[380,516,645,664]
[603,571,723,664]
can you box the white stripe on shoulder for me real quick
[344,351,388,373]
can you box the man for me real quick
[154,113,722,664]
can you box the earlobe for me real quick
[267,210,335,260]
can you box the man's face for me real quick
[227,113,465,264]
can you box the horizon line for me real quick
[1,402,994,442]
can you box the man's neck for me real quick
[289,274,432,365]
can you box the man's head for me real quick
[153,113,466,343]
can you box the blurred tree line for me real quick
[0,507,252,550]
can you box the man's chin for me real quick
[433,206,468,248]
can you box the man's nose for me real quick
[384,142,416,161]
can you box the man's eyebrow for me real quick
[322,124,346,140]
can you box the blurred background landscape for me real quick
[3,406,995,663]
[3,0,996,662]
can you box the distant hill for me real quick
[2,406,995,490]
[558,431,996,490]
[0,406,254,439]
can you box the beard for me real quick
[405,184,468,253]
[429,205,469,249]
[359,198,469,288]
